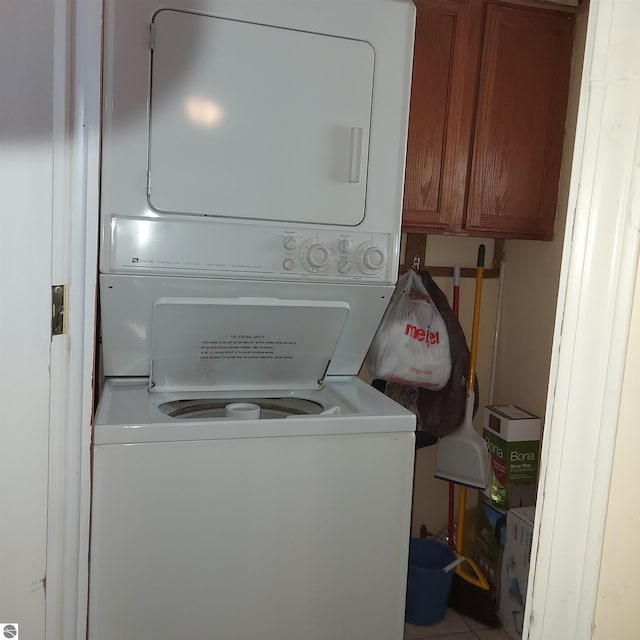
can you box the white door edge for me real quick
[45,1,101,639]
[526,1,640,637]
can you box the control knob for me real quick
[337,260,353,274]
[300,239,331,272]
[283,235,297,250]
[337,239,352,254]
[355,242,387,274]
[307,244,329,268]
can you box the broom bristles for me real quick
[448,573,502,628]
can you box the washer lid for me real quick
[149,297,350,392]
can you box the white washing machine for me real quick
[90,297,417,640]
[90,378,415,640]
[90,0,417,638]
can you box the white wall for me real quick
[0,1,55,635]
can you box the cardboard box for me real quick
[484,405,541,442]
[473,494,507,599]
[499,506,536,639]
[483,405,541,510]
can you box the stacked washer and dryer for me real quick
[89,1,417,638]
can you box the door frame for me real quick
[45,1,101,639]
[525,1,640,637]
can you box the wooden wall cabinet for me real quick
[402,0,575,240]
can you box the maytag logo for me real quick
[484,435,503,458]
[404,323,440,346]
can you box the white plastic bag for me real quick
[366,270,452,390]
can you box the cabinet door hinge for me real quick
[52,285,66,336]
[150,22,156,50]
[147,170,151,196]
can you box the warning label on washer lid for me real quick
[149,297,350,391]
[199,335,297,360]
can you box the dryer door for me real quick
[148,9,374,226]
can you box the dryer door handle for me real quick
[348,127,363,183]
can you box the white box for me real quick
[484,405,541,442]
[499,506,536,639]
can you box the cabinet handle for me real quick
[348,127,363,183]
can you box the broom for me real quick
[441,246,500,626]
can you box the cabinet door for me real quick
[402,0,482,232]
[466,5,574,239]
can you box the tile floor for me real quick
[404,608,512,640]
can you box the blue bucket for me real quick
[405,538,456,626]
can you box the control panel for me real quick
[106,215,396,284]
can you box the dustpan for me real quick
[435,389,489,488]
[434,245,490,490]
